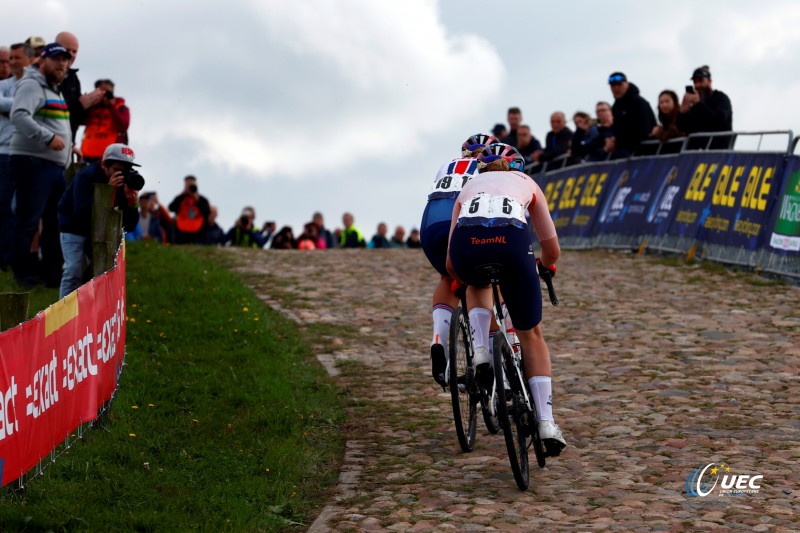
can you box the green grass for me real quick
[0,242,345,531]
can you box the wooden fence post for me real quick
[0,292,31,332]
[92,184,123,277]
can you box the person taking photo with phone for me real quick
[677,66,733,150]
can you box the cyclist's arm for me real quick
[528,189,560,268]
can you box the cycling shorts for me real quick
[449,224,542,330]
[420,199,456,277]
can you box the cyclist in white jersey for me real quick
[446,145,566,452]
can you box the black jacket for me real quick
[540,128,572,162]
[676,89,733,149]
[59,69,86,141]
[612,83,657,154]
[58,162,139,237]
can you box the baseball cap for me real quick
[40,43,73,60]
[25,36,46,48]
[102,143,140,167]
[691,67,711,80]
[608,72,627,84]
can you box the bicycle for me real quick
[448,285,500,453]
[477,262,559,490]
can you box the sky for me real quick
[4,0,800,240]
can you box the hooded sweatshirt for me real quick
[10,66,72,167]
[611,82,656,154]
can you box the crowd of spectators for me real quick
[0,30,134,294]
[494,67,733,169]
[1,43,735,296]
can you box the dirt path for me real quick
[228,248,800,532]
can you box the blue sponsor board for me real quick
[592,155,686,237]
[539,161,618,238]
[666,152,787,250]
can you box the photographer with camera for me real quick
[57,143,142,298]
[224,206,266,248]
[169,175,211,244]
[80,79,130,162]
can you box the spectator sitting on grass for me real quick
[369,222,390,248]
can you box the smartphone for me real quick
[685,85,695,94]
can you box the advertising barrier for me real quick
[766,156,800,255]
[0,245,126,487]
[530,149,798,273]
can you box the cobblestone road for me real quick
[229,248,800,532]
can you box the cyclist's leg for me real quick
[430,274,457,386]
[498,234,566,450]
[421,204,458,386]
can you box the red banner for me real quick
[0,245,127,487]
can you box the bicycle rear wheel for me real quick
[493,333,529,490]
[449,306,477,452]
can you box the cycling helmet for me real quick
[477,142,526,172]
[461,133,499,157]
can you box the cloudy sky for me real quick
[4,1,800,239]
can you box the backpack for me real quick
[175,195,204,233]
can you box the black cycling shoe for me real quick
[430,344,447,389]
[475,362,494,391]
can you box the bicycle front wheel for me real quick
[449,306,477,452]
[494,333,529,490]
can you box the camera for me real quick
[188,184,198,194]
[121,167,145,190]
[239,215,251,227]
[104,90,114,99]
[685,85,695,94]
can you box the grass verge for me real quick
[0,242,345,531]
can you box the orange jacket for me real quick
[81,97,130,159]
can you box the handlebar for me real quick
[539,271,559,306]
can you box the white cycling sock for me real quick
[431,305,452,351]
[528,376,553,422]
[468,307,492,351]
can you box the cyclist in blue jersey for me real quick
[422,133,497,388]
[446,144,566,453]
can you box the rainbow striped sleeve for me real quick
[35,99,70,120]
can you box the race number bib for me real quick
[457,193,526,228]
[428,158,480,200]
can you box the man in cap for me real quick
[10,42,73,287]
[606,71,656,159]
[677,66,733,150]
[24,36,46,58]
[57,143,141,297]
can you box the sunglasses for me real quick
[608,74,625,83]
